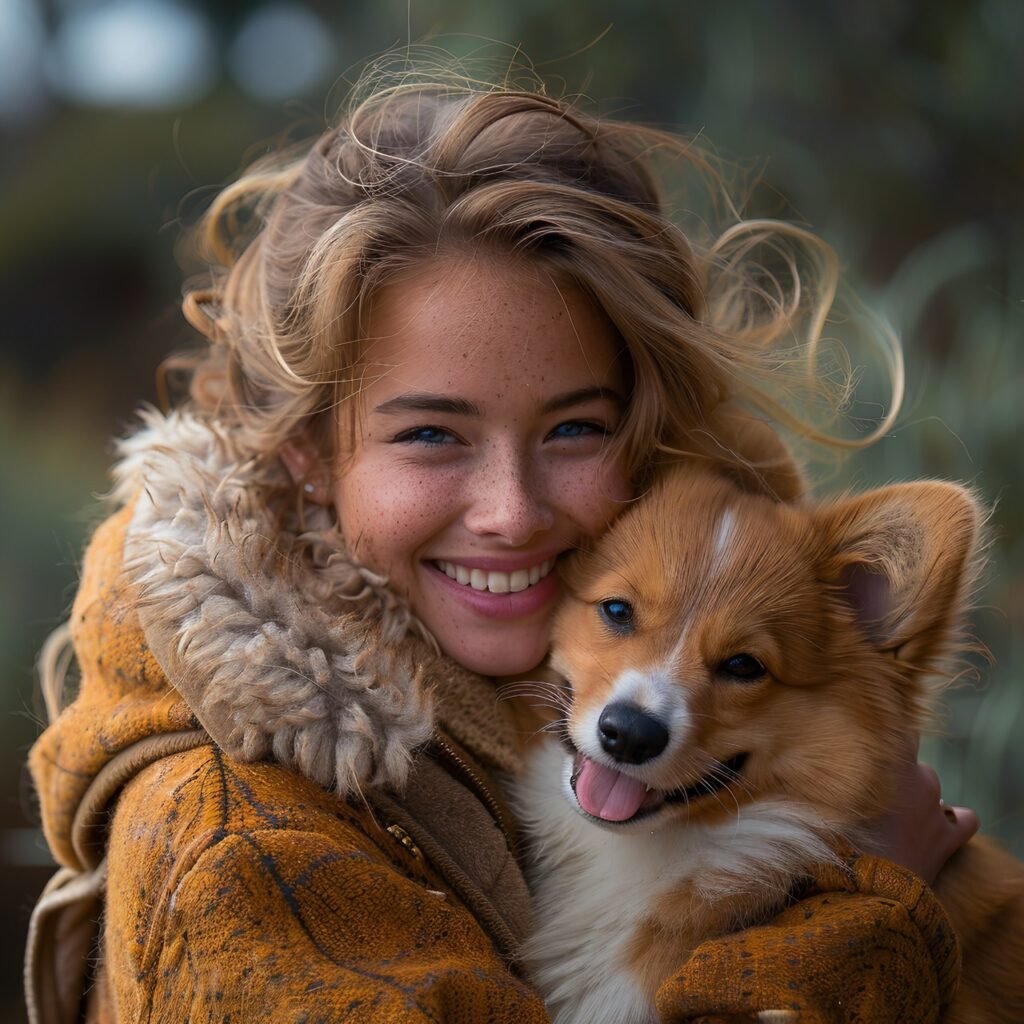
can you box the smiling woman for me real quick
[26,64,973,1024]
[281,257,630,676]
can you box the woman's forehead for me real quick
[357,257,625,399]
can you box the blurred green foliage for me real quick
[1,0,1021,1015]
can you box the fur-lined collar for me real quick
[114,410,522,797]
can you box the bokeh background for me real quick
[2,0,1021,1016]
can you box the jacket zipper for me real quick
[431,732,516,849]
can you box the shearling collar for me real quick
[113,409,523,797]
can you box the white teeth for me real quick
[435,558,556,594]
[509,570,530,593]
[489,573,511,594]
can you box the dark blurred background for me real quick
[2,0,1021,1017]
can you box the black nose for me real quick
[597,702,669,764]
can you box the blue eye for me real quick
[394,426,456,446]
[599,598,635,633]
[547,421,605,441]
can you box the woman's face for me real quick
[328,257,632,677]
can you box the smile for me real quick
[432,558,556,594]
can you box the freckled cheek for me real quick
[336,471,457,574]
[556,462,632,538]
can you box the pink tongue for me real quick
[574,757,649,822]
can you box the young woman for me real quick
[27,73,977,1023]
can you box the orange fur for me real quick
[541,464,1024,1021]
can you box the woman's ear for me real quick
[279,432,333,506]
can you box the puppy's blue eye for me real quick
[719,654,766,681]
[599,599,634,632]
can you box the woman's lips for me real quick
[424,558,562,619]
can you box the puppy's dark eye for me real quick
[599,599,635,633]
[719,654,766,681]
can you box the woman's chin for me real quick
[416,574,556,677]
[432,628,549,679]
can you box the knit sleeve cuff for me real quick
[655,849,961,1023]
[806,847,961,1009]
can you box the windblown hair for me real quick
[176,61,902,487]
[39,61,906,723]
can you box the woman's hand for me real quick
[867,732,980,885]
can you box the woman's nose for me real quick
[463,447,555,544]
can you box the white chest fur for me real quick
[511,739,835,1024]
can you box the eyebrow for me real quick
[540,386,624,414]
[372,386,624,418]
[373,394,480,416]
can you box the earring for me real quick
[303,482,316,495]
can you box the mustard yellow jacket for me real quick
[27,412,960,1023]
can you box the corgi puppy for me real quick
[512,465,1024,1024]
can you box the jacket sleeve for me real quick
[102,752,551,1024]
[655,851,961,1024]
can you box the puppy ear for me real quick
[815,482,982,664]
[693,404,807,502]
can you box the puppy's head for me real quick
[550,466,981,832]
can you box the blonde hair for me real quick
[41,61,905,721]
[178,62,901,486]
